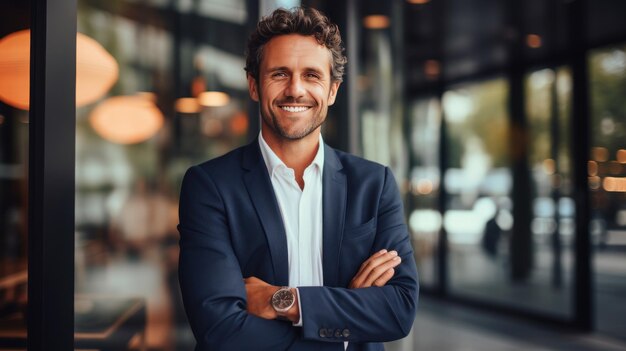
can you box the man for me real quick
[178,7,418,351]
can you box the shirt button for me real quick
[319,328,327,338]
[342,328,350,338]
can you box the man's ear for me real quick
[247,74,260,102]
[328,81,341,106]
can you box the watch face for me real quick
[272,289,295,312]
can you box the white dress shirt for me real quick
[259,132,325,291]
[259,132,348,350]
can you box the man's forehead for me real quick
[261,34,332,70]
[264,34,327,53]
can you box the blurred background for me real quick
[1,0,625,350]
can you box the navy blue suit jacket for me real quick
[178,139,418,350]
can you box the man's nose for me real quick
[284,76,305,98]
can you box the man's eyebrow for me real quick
[266,66,289,73]
[303,67,325,75]
[265,66,327,75]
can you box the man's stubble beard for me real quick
[259,93,329,141]
[264,108,326,141]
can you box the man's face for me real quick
[248,34,340,142]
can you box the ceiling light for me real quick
[424,60,440,79]
[0,30,118,110]
[175,98,201,114]
[198,91,230,107]
[526,34,542,49]
[363,15,390,29]
[90,95,164,144]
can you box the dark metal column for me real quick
[568,0,593,331]
[435,0,448,296]
[28,0,76,349]
[246,0,261,142]
[507,0,533,282]
[345,0,361,155]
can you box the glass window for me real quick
[407,97,441,287]
[443,78,517,304]
[442,74,576,317]
[74,1,251,349]
[589,43,626,342]
[0,2,30,348]
[360,7,408,179]
[524,66,575,317]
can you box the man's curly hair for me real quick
[245,7,347,83]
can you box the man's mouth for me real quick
[279,105,311,113]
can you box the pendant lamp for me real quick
[90,95,164,145]
[0,30,118,109]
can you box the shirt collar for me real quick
[258,131,325,178]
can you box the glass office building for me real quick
[0,0,625,349]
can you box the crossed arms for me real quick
[178,165,418,350]
[245,248,403,323]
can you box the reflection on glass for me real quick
[525,66,574,317]
[0,2,30,347]
[359,7,411,286]
[442,73,576,317]
[408,98,441,286]
[75,1,250,349]
[589,43,626,342]
[442,79,511,250]
[443,79,523,309]
[361,30,397,167]
[443,75,575,316]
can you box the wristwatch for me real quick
[271,287,295,315]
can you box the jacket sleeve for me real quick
[178,166,336,351]
[298,167,419,343]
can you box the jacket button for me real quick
[334,329,342,338]
[342,328,351,338]
[319,328,327,338]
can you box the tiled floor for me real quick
[386,295,626,351]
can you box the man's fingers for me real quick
[358,250,397,276]
[351,250,398,288]
[373,268,395,287]
[361,256,401,287]
[355,249,387,277]
[351,253,402,289]
[354,250,398,283]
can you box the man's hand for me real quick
[245,277,279,319]
[349,249,401,289]
[244,277,300,323]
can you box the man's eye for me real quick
[272,72,287,78]
[306,73,320,79]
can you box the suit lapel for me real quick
[322,145,346,287]
[242,140,289,286]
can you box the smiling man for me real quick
[178,7,418,351]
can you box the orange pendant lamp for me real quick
[90,95,164,145]
[0,29,118,110]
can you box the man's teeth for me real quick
[281,106,309,112]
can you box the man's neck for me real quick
[261,128,320,188]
